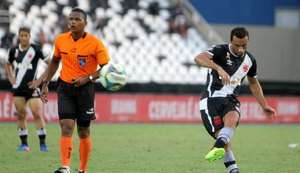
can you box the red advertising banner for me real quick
[0,92,299,123]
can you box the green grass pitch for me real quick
[0,123,299,173]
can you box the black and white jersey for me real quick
[7,44,48,89]
[202,44,257,98]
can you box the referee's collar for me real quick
[68,31,87,40]
[82,32,86,39]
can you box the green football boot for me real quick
[205,147,225,163]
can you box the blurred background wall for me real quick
[189,0,300,82]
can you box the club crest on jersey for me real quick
[214,116,222,126]
[78,56,87,67]
[243,65,249,72]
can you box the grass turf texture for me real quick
[0,123,299,173]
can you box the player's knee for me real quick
[32,112,43,120]
[60,124,74,136]
[224,112,239,127]
[17,115,26,121]
[77,126,90,139]
[16,111,27,120]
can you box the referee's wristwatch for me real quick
[88,75,93,81]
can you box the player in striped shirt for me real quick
[194,27,276,173]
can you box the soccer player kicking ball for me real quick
[41,8,110,173]
[194,27,276,173]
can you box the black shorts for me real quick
[12,88,41,101]
[57,79,96,121]
[199,96,241,138]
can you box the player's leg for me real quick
[213,111,239,148]
[55,80,76,173]
[200,97,227,162]
[28,97,48,151]
[77,120,91,173]
[205,111,239,162]
[223,142,239,173]
[76,82,96,173]
[13,96,30,151]
[55,119,75,172]
[204,128,225,162]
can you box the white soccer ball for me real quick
[100,63,127,91]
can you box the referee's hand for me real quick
[72,76,89,87]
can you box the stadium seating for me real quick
[0,0,209,84]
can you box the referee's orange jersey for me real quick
[53,31,110,83]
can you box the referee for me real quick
[40,8,110,173]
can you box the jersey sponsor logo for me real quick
[28,54,33,58]
[16,63,33,69]
[230,77,241,85]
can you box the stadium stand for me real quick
[0,0,212,85]
[2,0,298,95]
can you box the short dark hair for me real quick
[19,26,30,34]
[71,7,87,22]
[230,27,249,41]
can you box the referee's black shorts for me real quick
[57,79,96,121]
[199,96,241,138]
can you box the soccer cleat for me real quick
[54,167,70,173]
[40,143,49,152]
[75,169,86,173]
[230,168,239,173]
[16,144,30,151]
[205,147,225,163]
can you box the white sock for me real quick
[37,128,47,135]
[18,128,28,136]
[223,150,238,173]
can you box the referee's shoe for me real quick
[54,167,70,173]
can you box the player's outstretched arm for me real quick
[248,76,276,118]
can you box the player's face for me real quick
[68,11,86,33]
[18,31,30,47]
[231,36,249,57]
